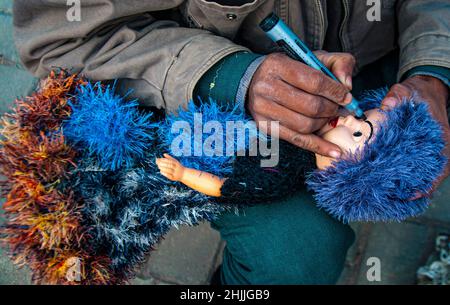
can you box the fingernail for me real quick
[330,150,341,159]
[345,76,352,89]
[343,92,353,105]
[383,97,398,109]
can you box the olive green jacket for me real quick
[13,0,450,112]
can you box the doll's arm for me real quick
[156,154,226,197]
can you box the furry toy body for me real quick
[0,73,445,284]
[0,72,309,284]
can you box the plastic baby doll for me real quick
[157,89,447,222]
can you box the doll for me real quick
[0,71,445,285]
[307,90,446,222]
[0,71,319,284]
[156,88,447,222]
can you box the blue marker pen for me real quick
[259,13,366,120]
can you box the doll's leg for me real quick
[210,190,355,284]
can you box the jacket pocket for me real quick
[183,0,265,40]
[182,1,204,29]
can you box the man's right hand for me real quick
[247,52,356,158]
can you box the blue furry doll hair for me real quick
[306,88,447,223]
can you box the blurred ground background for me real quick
[0,0,449,285]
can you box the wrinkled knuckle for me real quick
[253,99,270,116]
[264,53,284,68]
[391,83,409,94]
[268,52,285,62]
[300,118,314,133]
[311,143,321,153]
[252,80,269,94]
[342,53,356,64]
[325,86,339,101]
[290,134,304,146]
[329,83,347,101]
[391,83,402,91]
[291,134,312,150]
[310,72,325,92]
[309,100,324,117]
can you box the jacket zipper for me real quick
[339,0,350,51]
[315,0,325,50]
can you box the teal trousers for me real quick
[211,191,355,284]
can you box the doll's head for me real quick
[306,88,447,222]
[315,108,385,170]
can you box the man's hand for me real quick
[247,51,355,158]
[382,75,450,197]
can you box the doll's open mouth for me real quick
[329,117,339,128]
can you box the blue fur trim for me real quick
[62,89,241,275]
[62,85,252,275]
[63,82,155,171]
[70,151,232,274]
[157,100,258,176]
[306,89,447,222]
[357,87,389,111]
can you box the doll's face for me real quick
[315,109,386,170]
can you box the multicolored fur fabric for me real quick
[0,72,446,284]
[0,71,245,284]
[0,72,117,284]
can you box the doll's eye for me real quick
[353,131,363,137]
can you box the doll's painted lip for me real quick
[329,117,339,128]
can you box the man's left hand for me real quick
[381,75,450,198]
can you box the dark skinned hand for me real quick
[247,51,355,158]
[381,75,450,199]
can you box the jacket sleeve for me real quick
[13,0,247,113]
[396,0,450,80]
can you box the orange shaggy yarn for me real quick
[0,71,120,284]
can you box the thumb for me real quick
[314,51,356,90]
[380,96,399,111]
[381,84,412,110]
